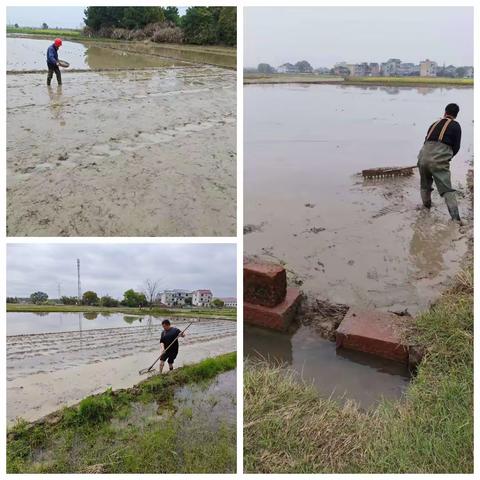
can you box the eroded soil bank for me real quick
[245,83,473,314]
[7,317,236,424]
[7,38,236,236]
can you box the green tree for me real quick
[84,6,165,31]
[42,22,48,29]
[6,297,19,304]
[61,296,78,305]
[212,298,225,308]
[257,63,275,74]
[164,6,180,25]
[122,7,164,29]
[295,60,313,73]
[122,289,147,308]
[100,295,119,307]
[456,67,466,78]
[30,291,48,304]
[216,7,236,46]
[82,291,99,306]
[182,7,217,45]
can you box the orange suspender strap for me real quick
[426,119,442,140]
[438,118,452,142]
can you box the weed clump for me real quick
[76,392,115,424]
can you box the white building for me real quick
[160,289,192,307]
[221,297,237,308]
[420,59,437,77]
[277,62,298,74]
[192,289,213,307]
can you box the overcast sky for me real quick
[6,6,188,29]
[7,244,236,299]
[245,7,473,68]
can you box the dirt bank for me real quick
[7,319,236,424]
[7,66,236,236]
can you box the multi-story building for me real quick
[420,59,437,77]
[192,289,213,307]
[221,297,237,308]
[368,63,380,76]
[160,289,192,307]
[381,58,402,76]
[396,62,419,76]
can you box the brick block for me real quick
[244,287,301,331]
[336,308,409,364]
[244,262,287,307]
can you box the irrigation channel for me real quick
[244,82,473,407]
[7,312,236,424]
[7,37,236,236]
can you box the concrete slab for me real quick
[244,262,287,307]
[336,308,409,364]
[244,287,302,331]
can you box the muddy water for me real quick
[7,37,189,71]
[7,54,236,236]
[245,84,472,313]
[245,324,409,409]
[7,316,236,423]
[174,369,236,427]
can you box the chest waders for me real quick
[417,117,460,221]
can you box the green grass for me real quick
[244,72,473,87]
[244,269,473,473]
[7,352,236,473]
[6,303,236,320]
[344,75,473,86]
[7,27,82,37]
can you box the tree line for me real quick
[83,6,236,46]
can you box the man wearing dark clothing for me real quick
[417,103,462,222]
[46,38,62,86]
[159,319,185,373]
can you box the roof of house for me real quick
[194,289,212,294]
[220,297,237,302]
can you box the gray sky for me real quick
[245,7,473,68]
[7,244,236,299]
[6,6,188,29]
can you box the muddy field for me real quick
[245,84,473,314]
[7,315,236,423]
[7,38,236,236]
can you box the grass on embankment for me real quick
[6,303,236,320]
[244,73,473,87]
[244,269,473,473]
[7,352,236,473]
[7,27,83,37]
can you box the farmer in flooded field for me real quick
[417,103,462,222]
[159,319,185,373]
[46,38,62,86]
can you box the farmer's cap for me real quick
[54,38,62,47]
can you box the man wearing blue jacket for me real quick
[46,38,62,86]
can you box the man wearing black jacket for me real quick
[417,103,462,221]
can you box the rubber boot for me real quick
[420,189,432,209]
[443,191,461,222]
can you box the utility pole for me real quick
[58,283,61,300]
[77,258,81,302]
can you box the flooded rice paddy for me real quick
[245,324,409,409]
[7,313,236,423]
[245,84,473,313]
[7,37,236,236]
